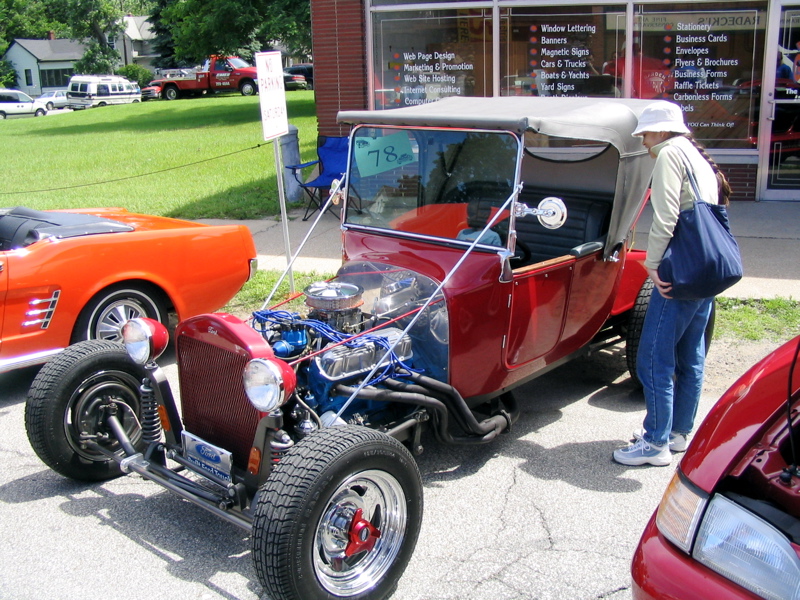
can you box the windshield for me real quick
[345,127,519,248]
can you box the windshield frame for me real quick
[343,124,525,254]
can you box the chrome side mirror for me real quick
[514,196,567,229]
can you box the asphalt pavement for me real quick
[0,200,798,600]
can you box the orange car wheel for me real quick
[72,283,170,345]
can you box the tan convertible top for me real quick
[339,97,660,258]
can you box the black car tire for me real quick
[71,283,169,344]
[0,112,6,119]
[24,340,146,481]
[240,80,257,96]
[252,426,423,600]
[626,278,716,387]
[35,108,45,117]
[163,86,179,101]
[46,102,54,111]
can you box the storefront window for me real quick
[502,6,626,98]
[372,9,492,108]
[634,2,767,149]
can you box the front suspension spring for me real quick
[139,377,162,445]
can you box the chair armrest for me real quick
[285,159,319,172]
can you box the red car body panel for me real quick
[343,227,646,400]
[632,336,800,599]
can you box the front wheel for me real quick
[24,340,146,481]
[46,102,54,111]
[35,108,46,116]
[240,80,256,96]
[252,426,423,600]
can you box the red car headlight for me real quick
[243,358,296,412]
[122,318,169,365]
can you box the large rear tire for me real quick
[24,340,146,481]
[252,426,423,600]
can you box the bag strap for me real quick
[675,146,706,205]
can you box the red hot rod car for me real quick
[25,97,661,600]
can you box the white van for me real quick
[67,75,142,109]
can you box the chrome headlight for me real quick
[122,318,169,365]
[694,494,800,600]
[243,358,296,412]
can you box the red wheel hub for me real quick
[345,508,381,557]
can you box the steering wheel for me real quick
[510,239,531,267]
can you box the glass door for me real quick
[758,2,800,199]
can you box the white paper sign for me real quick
[255,51,289,141]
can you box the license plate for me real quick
[181,431,233,483]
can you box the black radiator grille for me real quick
[177,335,260,469]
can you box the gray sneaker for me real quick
[613,438,671,466]
[632,429,688,453]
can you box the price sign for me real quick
[353,132,417,177]
[255,51,289,141]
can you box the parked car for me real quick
[37,90,69,111]
[283,70,307,91]
[632,334,800,600]
[285,63,313,89]
[25,97,662,600]
[0,206,257,373]
[0,89,47,118]
[140,83,161,100]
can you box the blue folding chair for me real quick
[286,136,349,221]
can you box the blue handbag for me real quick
[657,151,743,300]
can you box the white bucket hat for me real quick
[632,101,690,136]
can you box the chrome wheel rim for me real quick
[94,297,153,342]
[313,469,407,596]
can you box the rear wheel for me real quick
[252,426,423,600]
[72,283,169,344]
[24,340,145,481]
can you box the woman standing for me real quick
[613,101,732,467]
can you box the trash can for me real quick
[280,125,303,203]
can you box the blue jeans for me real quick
[637,291,713,447]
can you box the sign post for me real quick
[255,51,294,292]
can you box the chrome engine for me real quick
[250,263,449,436]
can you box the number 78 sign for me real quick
[353,132,417,177]
[255,51,289,141]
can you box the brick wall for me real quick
[722,163,757,202]
[311,0,368,137]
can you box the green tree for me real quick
[0,59,17,87]
[0,0,65,55]
[49,0,124,74]
[161,0,310,63]
[116,62,152,86]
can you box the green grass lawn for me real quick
[0,90,318,220]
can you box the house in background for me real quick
[2,16,155,98]
[116,15,157,71]
[3,36,85,98]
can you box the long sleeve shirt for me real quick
[645,135,720,270]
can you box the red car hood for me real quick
[681,336,800,494]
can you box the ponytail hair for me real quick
[686,134,732,206]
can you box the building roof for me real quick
[123,15,155,41]
[9,39,86,62]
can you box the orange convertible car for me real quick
[0,206,257,373]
